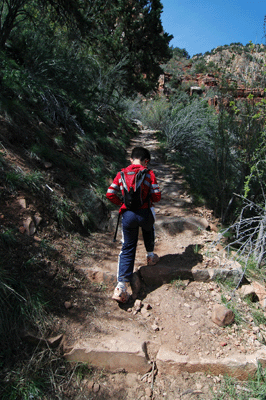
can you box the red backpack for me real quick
[120,168,149,211]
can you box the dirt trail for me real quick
[59,130,265,399]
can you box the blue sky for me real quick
[161,0,266,57]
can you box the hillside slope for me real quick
[162,43,266,96]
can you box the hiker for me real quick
[106,146,161,303]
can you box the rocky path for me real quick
[61,130,266,400]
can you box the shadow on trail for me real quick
[119,244,203,309]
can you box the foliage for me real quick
[216,94,266,267]
[0,0,90,49]
[1,0,172,97]
[151,79,266,222]
[212,366,266,399]
[0,240,46,357]
[163,95,229,209]
[191,59,207,74]
[1,351,93,399]
[218,187,265,269]
[138,97,171,131]
[97,0,173,95]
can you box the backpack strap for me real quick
[120,170,128,192]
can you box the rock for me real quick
[131,272,142,300]
[192,261,244,284]
[209,223,218,232]
[23,217,36,236]
[145,387,152,397]
[189,217,209,229]
[141,308,150,318]
[139,263,193,286]
[134,299,142,311]
[34,214,42,227]
[212,304,235,327]
[252,281,266,308]
[85,269,116,286]
[190,86,203,95]
[216,243,224,252]
[151,323,160,331]
[93,383,100,393]
[155,216,209,235]
[87,381,94,390]
[143,303,152,310]
[44,162,53,169]
[196,383,203,390]
[18,198,27,209]
[64,301,72,309]
[64,335,151,374]
[156,345,266,380]
[238,284,257,300]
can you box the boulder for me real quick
[211,304,235,327]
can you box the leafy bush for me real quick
[133,97,171,131]
[191,59,207,74]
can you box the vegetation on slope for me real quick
[128,41,266,269]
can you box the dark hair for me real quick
[131,146,151,161]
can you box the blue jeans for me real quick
[118,209,155,282]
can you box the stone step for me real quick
[155,216,209,235]
[64,334,151,374]
[107,214,212,236]
[156,345,266,380]
[82,259,244,290]
[64,337,266,380]
[139,258,243,287]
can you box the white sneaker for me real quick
[112,287,130,303]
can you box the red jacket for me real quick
[106,164,161,214]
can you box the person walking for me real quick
[106,146,161,303]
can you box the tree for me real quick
[1,0,173,96]
[171,46,190,60]
[91,0,173,95]
[0,0,91,49]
